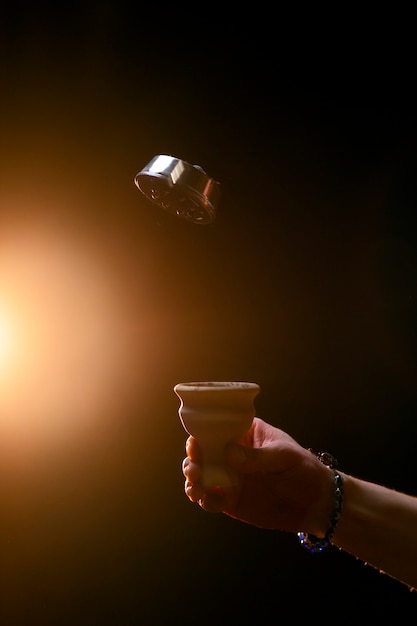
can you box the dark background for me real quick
[1,3,417,624]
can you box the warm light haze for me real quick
[0,207,135,455]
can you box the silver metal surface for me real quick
[134,155,220,224]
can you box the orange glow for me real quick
[0,305,16,372]
[0,208,133,455]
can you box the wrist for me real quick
[298,451,344,553]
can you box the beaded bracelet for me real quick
[297,450,344,554]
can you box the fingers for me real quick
[182,452,203,503]
[182,443,226,513]
[197,488,227,513]
[182,436,201,502]
[182,453,201,482]
[185,483,225,512]
[184,479,204,504]
[185,435,202,462]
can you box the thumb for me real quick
[226,442,289,474]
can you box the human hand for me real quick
[182,417,335,536]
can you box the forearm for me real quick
[333,474,417,590]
